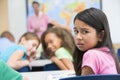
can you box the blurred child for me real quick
[41,27,75,70]
[0,32,40,72]
[0,31,16,51]
[35,23,54,59]
[0,60,28,80]
[73,8,120,75]
[1,31,15,42]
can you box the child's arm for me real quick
[60,58,74,70]
[7,50,30,70]
[51,56,74,70]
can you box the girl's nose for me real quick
[48,44,52,49]
[76,33,83,40]
[32,47,37,52]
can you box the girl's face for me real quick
[45,33,62,53]
[23,39,39,56]
[74,19,102,51]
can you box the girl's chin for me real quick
[50,49,56,53]
[77,47,86,51]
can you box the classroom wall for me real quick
[8,0,27,42]
[6,0,120,43]
[0,0,9,34]
[102,0,120,43]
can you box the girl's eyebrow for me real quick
[73,27,88,30]
[73,27,77,29]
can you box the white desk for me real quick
[30,59,52,67]
[21,70,75,80]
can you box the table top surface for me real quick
[30,59,52,67]
[21,70,75,80]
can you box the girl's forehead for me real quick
[46,32,57,37]
[74,19,95,30]
[28,39,39,44]
[74,19,87,25]
[45,32,61,41]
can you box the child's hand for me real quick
[27,57,35,70]
[30,52,36,59]
[51,56,58,62]
[27,56,35,62]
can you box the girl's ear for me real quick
[98,30,104,42]
[20,37,26,44]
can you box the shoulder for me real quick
[55,47,73,60]
[0,38,9,41]
[82,49,100,63]
[56,47,69,54]
[7,45,26,54]
[83,47,111,62]
[0,60,6,69]
[16,45,27,55]
[84,47,110,56]
[28,14,35,20]
[84,49,101,57]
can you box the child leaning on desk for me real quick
[41,27,75,70]
[0,32,40,72]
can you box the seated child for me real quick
[73,8,120,75]
[0,32,40,72]
[41,27,75,70]
[0,60,28,80]
[0,31,16,52]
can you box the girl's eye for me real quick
[82,30,89,34]
[74,29,79,34]
[32,44,37,48]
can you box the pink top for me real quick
[28,12,50,38]
[82,47,117,74]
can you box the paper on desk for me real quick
[47,71,76,80]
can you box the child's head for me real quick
[1,31,15,42]
[19,32,40,56]
[41,27,75,58]
[73,7,113,51]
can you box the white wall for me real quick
[8,0,27,43]
[102,0,120,43]
[8,0,120,43]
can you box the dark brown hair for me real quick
[32,1,40,6]
[41,27,75,58]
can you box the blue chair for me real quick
[43,63,60,71]
[117,48,120,62]
[59,74,120,80]
[17,66,30,72]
